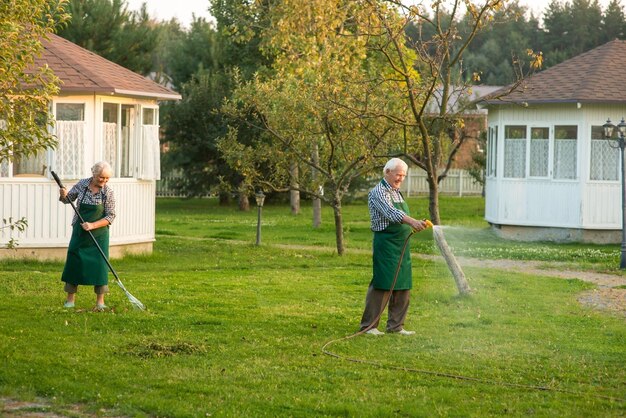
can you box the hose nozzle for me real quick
[423,219,433,228]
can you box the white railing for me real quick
[0,178,155,247]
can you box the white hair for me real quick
[91,161,112,176]
[383,158,408,175]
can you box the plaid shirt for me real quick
[60,178,116,226]
[368,179,406,231]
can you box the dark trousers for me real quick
[359,283,411,332]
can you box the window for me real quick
[487,126,497,177]
[590,125,619,181]
[139,107,160,180]
[54,103,85,178]
[554,125,577,179]
[529,127,549,177]
[504,125,526,178]
[103,103,137,178]
[103,103,118,175]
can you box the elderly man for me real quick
[360,158,427,335]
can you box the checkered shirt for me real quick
[368,179,407,232]
[61,178,116,226]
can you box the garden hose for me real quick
[321,220,624,403]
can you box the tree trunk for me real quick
[238,193,250,211]
[290,162,300,215]
[311,143,322,228]
[426,173,441,224]
[332,199,345,255]
[218,192,230,206]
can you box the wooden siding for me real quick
[0,179,155,247]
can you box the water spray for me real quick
[431,224,471,295]
[321,220,623,403]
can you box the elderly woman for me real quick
[59,161,116,311]
[359,158,427,335]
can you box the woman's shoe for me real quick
[63,301,75,308]
[93,303,107,312]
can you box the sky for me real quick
[125,0,615,28]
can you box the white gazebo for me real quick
[481,40,626,243]
[0,34,181,259]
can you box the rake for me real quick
[51,170,146,310]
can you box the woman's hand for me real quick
[59,187,67,199]
[81,222,93,231]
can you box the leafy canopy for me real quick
[0,0,69,163]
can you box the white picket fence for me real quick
[401,168,483,196]
[157,168,483,198]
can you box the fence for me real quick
[156,168,483,198]
[401,168,483,196]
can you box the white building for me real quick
[0,34,181,259]
[481,40,626,243]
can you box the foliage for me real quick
[0,0,69,163]
[467,130,486,193]
[219,0,415,254]
[163,70,248,198]
[355,0,541,225]
[0,198,624,416]
[57,0,158,75]
[161,16,221,90]
[0,217,28,250]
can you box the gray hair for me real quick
[91,161,112,176]
[383,158,408,175]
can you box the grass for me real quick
[0,196,624,417]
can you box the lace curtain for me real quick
[504,138,526,178]
[139,125,160,180]
[590,139,619,181]
[554,139,577,180]
[53,120,85,178]
[103,122,117,175]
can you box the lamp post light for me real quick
[602,117,626,269]
[255,190,266,246]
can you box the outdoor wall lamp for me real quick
[255,190,265,246]
[602,117,626,269]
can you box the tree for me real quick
[362,0,541,224]
[57,0,158,75]
[164,69,251,203]
[219,0,410,255]
[0,0,69,164]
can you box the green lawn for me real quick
[0,197,624,417]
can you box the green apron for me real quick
[371,199,413,290]
[61,193,109,286]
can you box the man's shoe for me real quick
[365,328,385,336]
[396,329,415,336]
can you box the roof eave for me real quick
[114,88,181,101]
[482,98,626,106]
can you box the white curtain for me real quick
[590,139,619,181]
[139,125,160,180]
[103,122,117,174]
[504,138,526,178]
[554,139,577,180]
[529,138,549,177]
[53,120,85,178]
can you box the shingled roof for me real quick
[31,33,180,100]
[482,39,626,105]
